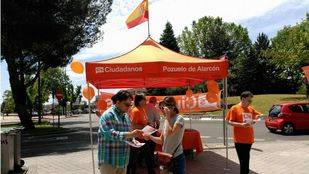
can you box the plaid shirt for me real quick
[98,105,131,168]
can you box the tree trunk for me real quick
[6,58,35,129]
[38,61,42,124]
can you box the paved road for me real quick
[189,119,309,144]
[21,114,309,158]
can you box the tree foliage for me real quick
[1,90,15,116]
[1,0,112,129]
[263,13,308,93]
[160,22,180,52]
[178,16,251,95]
[265,14,309,70]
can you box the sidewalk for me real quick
[23,140,309,174]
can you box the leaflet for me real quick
[142,125,157,135]
[125,139,145,148]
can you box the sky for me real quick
[1,0,309,103]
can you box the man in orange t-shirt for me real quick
[226,91,262,174]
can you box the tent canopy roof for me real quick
[94,38,222,64]
[86,37,229,89]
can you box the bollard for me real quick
[1,130,15,174]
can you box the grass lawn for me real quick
[1,121,70,136]
[208,94,308,116]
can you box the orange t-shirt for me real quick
[226,103,261,144]
[130,107,148,125]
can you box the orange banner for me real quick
[96,91,221,114]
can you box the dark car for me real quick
[265,102,309,135]
[72,109,82,114]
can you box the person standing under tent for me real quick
[144,96,186,174]
[145,96,161,167]
[127,93,156,174]
[146,96,161,129]
[98,90,144,174]
[225,91,263,174]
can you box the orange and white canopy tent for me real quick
[85,37,229,89]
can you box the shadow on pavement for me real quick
[137,150,258,174]
[185,150,258,174]
[21,129,98,158]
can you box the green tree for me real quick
[1,90,15,116]
[264,13,308,94]
[26,67,79,116]
[160,22,180,52]
[237,33,271,94]
[43,68,72,115]
[178,16,251,95]
[66,84,82,113]
[1,0,112,129]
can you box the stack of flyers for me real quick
[125,138,145,148]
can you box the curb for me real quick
[203,145,235,150]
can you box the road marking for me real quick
[200,136,211,139]
[217,137,233,140]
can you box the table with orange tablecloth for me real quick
[155,129,204,156]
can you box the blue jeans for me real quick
[171,153,186,174]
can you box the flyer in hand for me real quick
[242,113,253,124]
[142,125,157,135]
[125,138,145,148]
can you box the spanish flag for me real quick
[126,0,149,29]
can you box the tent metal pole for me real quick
[223,77,229,170]
[223,85,226,145]
[87,83,96,174]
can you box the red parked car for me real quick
[265,102,309,135]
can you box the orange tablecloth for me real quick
[155,129,203,155]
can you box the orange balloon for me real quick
[206,80,220,93]
[186,89,193,97]
[96,97,107,110]
[71,60,84,74]
[206,92,219,103]
[82,86,95,100]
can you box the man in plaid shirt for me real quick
[98,90,144,174]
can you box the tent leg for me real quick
[223,78,229,170]
[88,83,96,174]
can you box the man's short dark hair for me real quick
[134,93,146,107]
[240,91,253,100]
[111,90,133,104]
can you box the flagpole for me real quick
[148,18,150,37]
[147,0,150,37]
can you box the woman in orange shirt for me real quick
[127,93,155,174]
